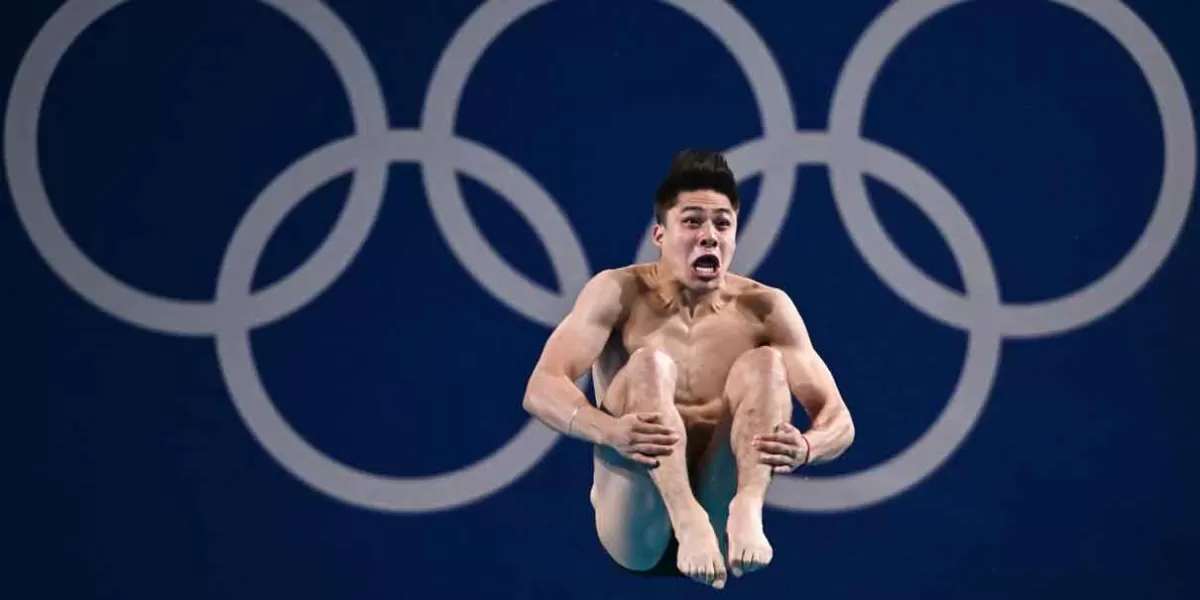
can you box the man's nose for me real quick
[699,226,718,248]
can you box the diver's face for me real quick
[653,190,737,290]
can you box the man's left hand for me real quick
[753,422,809,473]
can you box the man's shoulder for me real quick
[600,263,650,278]
[575,265,650,317]
[588,264,651,293]
[726,274,794,318]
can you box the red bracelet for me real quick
[799,434,811,467]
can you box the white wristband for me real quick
[567,406,582,436]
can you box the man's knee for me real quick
[729,346,786,392]
[620,348,677,410]
[603,347,676,416]
[725,347,790,421]
[627,347,677,382]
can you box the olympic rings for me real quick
[5,0,1193,513]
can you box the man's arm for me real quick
[522,270,626,446]
[764,288,855,465]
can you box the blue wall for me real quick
[3,0,1196,597]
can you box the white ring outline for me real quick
[3,0,391,335]
[782,0,1196,511]
[762,133,1004,512]
[419,0,798,312]
[827,0,1196,338]
[4,0,1193,513]
[215,130,585,512]
[4,0,794,513]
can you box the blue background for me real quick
[3,0,1196,598]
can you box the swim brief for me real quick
[612,537,682,578]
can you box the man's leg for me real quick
[723,346,792,577]
[591,347,727,588]
[692,418,736,560]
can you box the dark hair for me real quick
[654,149,739,224]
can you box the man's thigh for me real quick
[592,416,737,567]
[589,365,675,573]
[692,418,737,552]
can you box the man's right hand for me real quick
[602,412,680,467]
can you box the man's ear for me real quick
[652,223,664,247]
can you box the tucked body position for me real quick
[522,150,855,589]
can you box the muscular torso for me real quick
[593,264,776,427]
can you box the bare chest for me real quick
[617,304,762,405]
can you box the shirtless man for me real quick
[522,150,855,589]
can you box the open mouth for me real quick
[691,254,721,279]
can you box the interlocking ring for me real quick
[6,0,1193,513]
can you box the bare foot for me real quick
[726,496,772,577]
[675,517,727,589]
